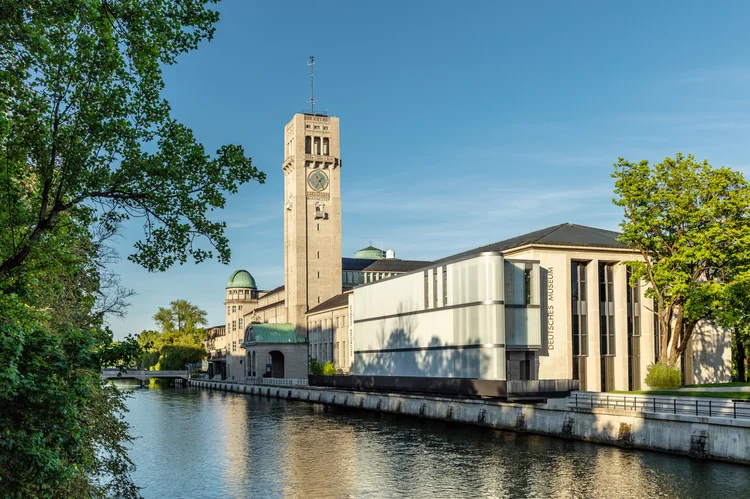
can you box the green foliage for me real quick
[0,1,259,495]
[309,357,324,375]
[644,362,683,389]
[139,350,161,370]
[153,299,208,343]
[322,361,338,376]
[0,318,141,498]
[0,0,265,279]
[613,153,750,364]
[157,344,205,371]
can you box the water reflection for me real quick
[122,385,749,499]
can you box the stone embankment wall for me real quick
[190,380,750,465]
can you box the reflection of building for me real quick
[351,223,732,390]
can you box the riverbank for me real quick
[191,379,750,465]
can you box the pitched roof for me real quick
[259,284,284,296]
[429,223,628,268]
[342,257,378,271]
[243,323,305,344]
[363,258,432,273]
[306,292,350,314]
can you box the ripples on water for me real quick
[121,383,749,499]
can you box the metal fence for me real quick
[569,392,750,420]
[208,376,308,387]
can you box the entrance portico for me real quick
[241,323,308,379]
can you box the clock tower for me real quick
[282,113,343,335]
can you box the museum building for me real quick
[205,112,732,391]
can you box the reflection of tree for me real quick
[358,302,490,379]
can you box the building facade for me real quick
[349,224,732,390]
[205,113,427,380]
[205,110,732,390]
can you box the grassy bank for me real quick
[614,390,750,399]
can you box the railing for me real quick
[209,376,308,387]
[101,369,189,378]
[569,392,750,420]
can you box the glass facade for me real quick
[571,261,588,356]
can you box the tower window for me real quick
[305,136,312,154]
[323,138,330,155]
[317,251,320,259]
[313,137,321,155]
[317,223,320,231]
[317,271,320,278]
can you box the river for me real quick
[122,383,748,498]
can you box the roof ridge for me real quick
[530,223,570,243]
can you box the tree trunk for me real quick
[737,335,746,382]
[668,319,696,366]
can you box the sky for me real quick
[109,0,750,339]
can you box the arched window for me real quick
[305,136,311,154]
[323,138,329,155]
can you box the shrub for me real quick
[158,344,205,370]
[322,361,338,376]
[309,357,324,375]
[645,362,682,389]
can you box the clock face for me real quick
[308,171,329,191]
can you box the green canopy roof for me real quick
[226,269,257,289]
[244,323,306,344]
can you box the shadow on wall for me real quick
[356,302,490,378]
[692,322,732,384]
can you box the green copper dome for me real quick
[226,269,257,289]
[354,245,386,260]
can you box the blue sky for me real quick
[109,0,750,338]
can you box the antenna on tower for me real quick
[307,56,317,115]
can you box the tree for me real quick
[154,299,207,335]
[0,1,261,496]
[613,153,750,365]
[0,0,264,280]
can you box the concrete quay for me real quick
[191,379,750,465]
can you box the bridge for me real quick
[101,369,190,386]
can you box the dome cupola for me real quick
[226,269,257,289]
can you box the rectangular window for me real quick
[571,261,589,360]
[232,306,236,313]
[524,267,532,305]
[318,271,320,279]
[239,305,242,310]
[443,266,448,306]
[433,269,438,308]
[424,271,429,309]
[317,251,320,259]
[317,223,320,231]
[599,263,616,356]
[238,318,243,329]
[232,320,236,331]
[627,267,641,337]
